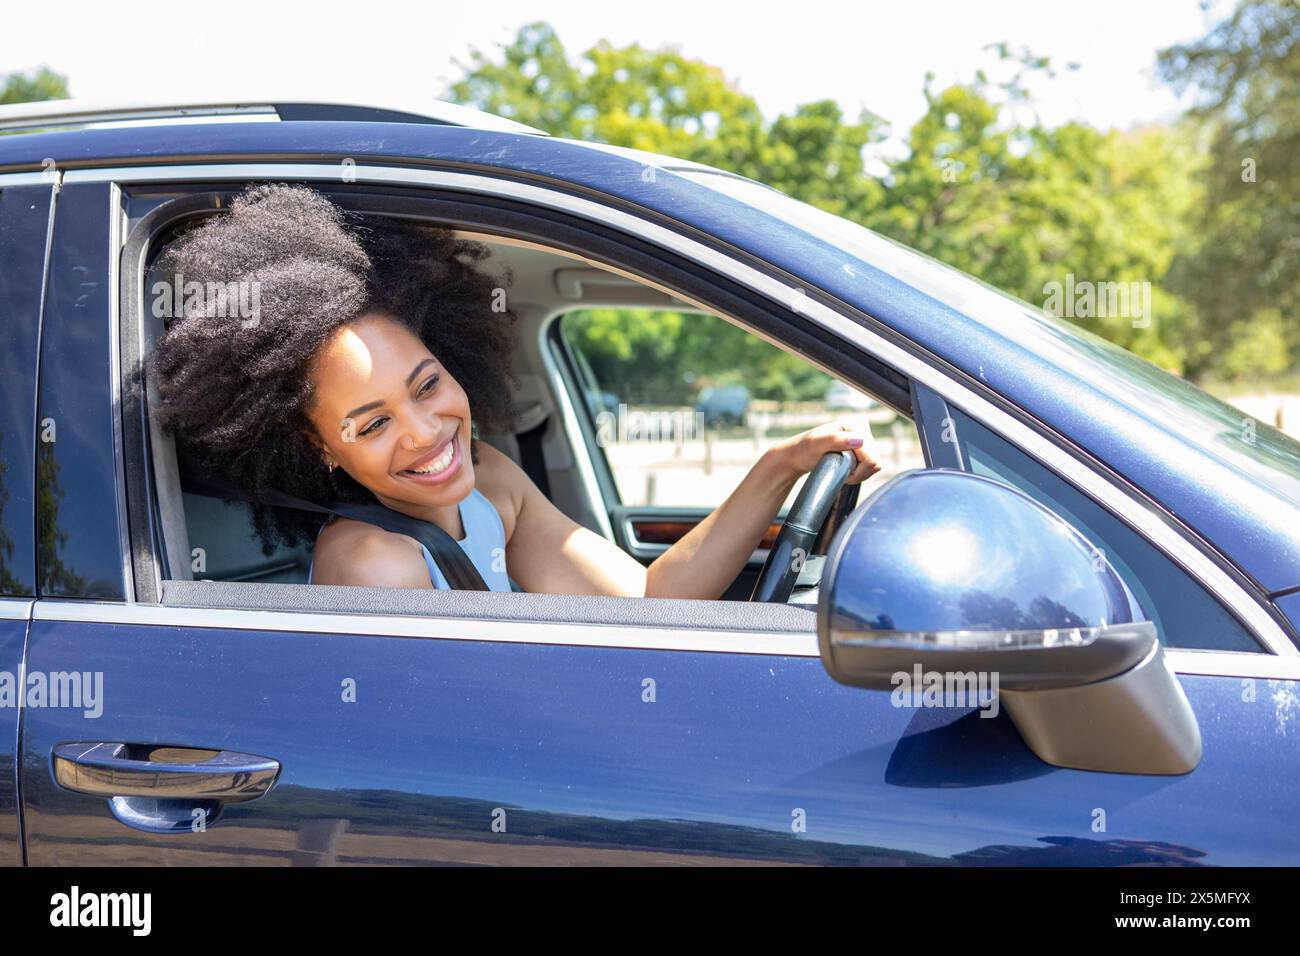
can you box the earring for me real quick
[471,422,480,440]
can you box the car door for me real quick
[0,178,52,866]
[21,169,944,865]
[18,161,1300,866]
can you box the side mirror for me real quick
[818,469,1200,775]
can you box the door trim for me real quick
[0,598,33,621]
[32,599,817,656]
[28,600,1300,680]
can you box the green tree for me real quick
[0,66,68,104]
[448,22,881,205]
[1158,0,1300,380]
[866,55,1201,371]
[567,309,830,405]
[451,19,1291,389]
[448,23,881,402]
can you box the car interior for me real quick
[128,186,919,622]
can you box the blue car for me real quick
[695,385,750,428]
[0,97,1297,866]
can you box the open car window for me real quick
[126,184,915,616]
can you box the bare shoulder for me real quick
[470,440,529,540]
[311,517,431,588]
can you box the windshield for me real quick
[677,170,1300,506]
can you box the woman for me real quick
[149,184,879,598]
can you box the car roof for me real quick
[0,96,545,136]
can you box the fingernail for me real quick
[847,438,864,448]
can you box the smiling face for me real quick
[304,313,475,525]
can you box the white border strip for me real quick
[31,599,818,657]
[22,159,1296,658]
[0,171,57,188]
[1165,649,1300,681]
[0,599,32,622]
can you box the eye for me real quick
[358,416,389,437]
[416,373,441,397]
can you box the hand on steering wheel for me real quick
[750,422,882,603]
[764,421,881,487]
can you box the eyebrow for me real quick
[405,358,437,387]
[342,359,439,425]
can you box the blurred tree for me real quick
[451,14,1295,392]
[568,309,830,405]
[448,23,879,402]
[865,52,1202,372]
[448,22,882,208]
[0,66,68,104]
[1158,0,1300,380]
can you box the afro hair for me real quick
[146,183,518,554]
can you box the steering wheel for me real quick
[750,451,859,603]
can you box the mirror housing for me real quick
[818,469,1200,775]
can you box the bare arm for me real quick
[641,448,795,599]
[643,422,879,598]
[309,519,435,589]
[486,442,649,596]
[501,421,880,599]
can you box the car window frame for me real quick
[114,176,915,613]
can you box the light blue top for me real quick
[307,488,512,591]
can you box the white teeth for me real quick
[408,439,455,475]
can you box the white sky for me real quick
[3,0,1232,148]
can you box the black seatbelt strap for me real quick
[515,417,551,500]
[178,466,488,591]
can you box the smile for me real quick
[399,428,462,484]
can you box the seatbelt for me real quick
[515,416,551,500]
[178,465,488,591]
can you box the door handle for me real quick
[53,742,280,802]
